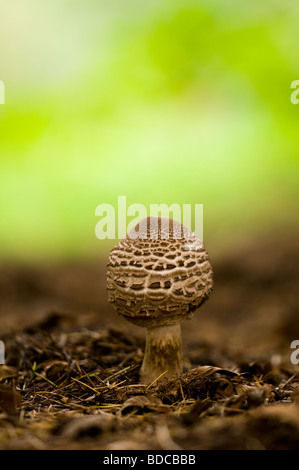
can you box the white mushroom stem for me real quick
[140,323,182,384]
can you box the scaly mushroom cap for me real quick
[106,217,213,327]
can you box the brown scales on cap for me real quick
[106,217,213,383]
[107,217,213,326]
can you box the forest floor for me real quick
[1,233,299,450]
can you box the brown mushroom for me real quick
[106,217,213,384]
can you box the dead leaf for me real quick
[44,360,69,382]
[0,365,18,382]
[0,385,22,413]
[59,413,115,440]
[153,366,240,402]
[119,395,167,416]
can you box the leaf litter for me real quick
[0,236,299,450]
[0,319,298,450]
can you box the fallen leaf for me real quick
[0,385,22,413]
[59,413,115,440]
[119,396,167,416]
[0,366,18,382]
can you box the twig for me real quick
[146,370,168,389]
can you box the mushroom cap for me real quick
[106,217,213,327]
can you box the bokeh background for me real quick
[1,3,299,451]
[1,0,298,264]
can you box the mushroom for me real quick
[106,217,213,384]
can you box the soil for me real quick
[0,233,299,450]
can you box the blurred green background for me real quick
[1,0,298,263]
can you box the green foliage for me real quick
[0,1,298,260]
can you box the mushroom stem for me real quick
[140,323,182,384]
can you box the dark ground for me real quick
[0,233,299,450]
